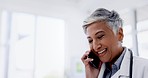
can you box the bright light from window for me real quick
[2,11,65,78]
[122,25,133,49]
[35,16,65,78]
[8,12,35,78]
[138,31,148,59]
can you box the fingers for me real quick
[84,58,93,66]
[81,51,93,65]
[81,51,89,62]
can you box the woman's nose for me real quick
[93,41,101,51]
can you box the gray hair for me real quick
[83,8,123,34]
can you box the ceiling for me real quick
[30,0,148,15]
[78,0,148,14]
[1,0,148,15]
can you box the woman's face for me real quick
[86,22,123,63]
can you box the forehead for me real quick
[86,22,113,35]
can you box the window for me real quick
[137,20,148,59]
[35,16,65,78]
[8,12,35,78]
[122,25,133,49]
[1,11,65,78]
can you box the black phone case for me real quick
[88,51,100,68]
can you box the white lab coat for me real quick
[98,48,148,78]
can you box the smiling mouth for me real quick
[97,48,107,54]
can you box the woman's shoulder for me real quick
[133,56,148,66]
[133,56,148,78]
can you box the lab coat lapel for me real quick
[111,48,131,78]
[98,63,105,78]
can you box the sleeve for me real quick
[143,65,148,78]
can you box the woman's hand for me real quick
[81,50,102,78]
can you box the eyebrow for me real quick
[87,30,104,39]
[95,31,104,35]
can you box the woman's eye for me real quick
[97,35,104,39]
[88,40,93,43]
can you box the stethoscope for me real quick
[119,49,133,78]
[129,49,133,78]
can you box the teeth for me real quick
[98,49,106,54]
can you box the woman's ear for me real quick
[117,28,124,42]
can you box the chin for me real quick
[100,59,110,63]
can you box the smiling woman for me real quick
[86,21,123,63]
[81,8,148,78]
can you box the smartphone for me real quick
[88,51,100,69]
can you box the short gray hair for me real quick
[83,8,123,34]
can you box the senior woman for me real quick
[81,8,148,78]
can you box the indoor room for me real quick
[0,0,148,78]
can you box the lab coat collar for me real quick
[98,47,131,78]
[112,47,131,77]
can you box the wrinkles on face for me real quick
[86,22,123,63]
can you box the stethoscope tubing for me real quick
[129,49,133,78]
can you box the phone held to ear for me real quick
[88,51,100,69]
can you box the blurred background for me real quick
[0,0,148,78]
